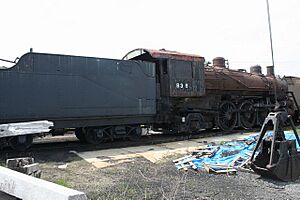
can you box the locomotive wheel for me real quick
[9,135,33,151]
[75,128,86,142]
[0,138,5,150]
[257,110,269,125]
[217,101,238,131]
[84,128,105,145]
[128,126,142,141]
[187,114,204,133]
[239,100,256,129]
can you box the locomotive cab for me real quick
[123,48,206,98]
[123,48,207,132]
[164,58,206,97]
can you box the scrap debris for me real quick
[174,134,258,174]
[174,131,300,176]
[6,157,41,178]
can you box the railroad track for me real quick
[0,128,258,161]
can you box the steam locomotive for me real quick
[0,48,295,150]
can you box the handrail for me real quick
[0,57,19,64]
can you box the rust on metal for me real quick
[250,65,262,74]
[205,59,288,96]
[123,48,205,62]
[212,57,226,68]
[124,48,288,98]
[266,66,275,77]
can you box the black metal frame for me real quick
[250,111,300,181]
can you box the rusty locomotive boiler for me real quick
[0,48,295,150]
[204,57,289,131]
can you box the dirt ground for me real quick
[30,148,300,199]
[2,132,300,200]
[36,153,300,200]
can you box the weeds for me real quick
[55,179,71,188]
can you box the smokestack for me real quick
[266,66,275,76]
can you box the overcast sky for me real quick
[0,0,299,77]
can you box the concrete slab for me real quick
[0,166,87,200]
[72,131,259,169]
[159,140,204,149]
[73,148,125,158]
[121,145,164,153]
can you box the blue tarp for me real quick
[180,131,300,169]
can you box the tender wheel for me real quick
[84,128,105,144]
[9,135,33,151]
[75,128,86,142]
[217,101,238,131]
[128,126,142,141]
[239,100,256,129]
[0,138,5,150]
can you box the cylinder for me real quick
[250,65,262,74]
[266,66,275,76]
[212,57,226,68]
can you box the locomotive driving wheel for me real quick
[217,101,238,131]
[257,110,269,125]
[239,100,256,129]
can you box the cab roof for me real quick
[123,48,205,62]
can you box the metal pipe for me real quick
[266,0,275,70]
[266,0,278,104]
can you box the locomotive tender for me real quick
[0,48,292,149]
